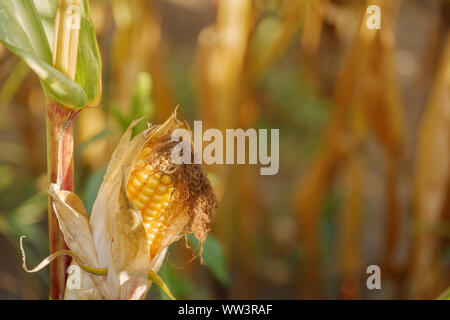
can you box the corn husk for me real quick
[21,111,217,299]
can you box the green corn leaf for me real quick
[43,0,102,106]
[131,72,154,120]
[7,0,52,63]
[147,270,176,300]
[20,44,87,108]
[0,2,36,54]
[37,0,102,106]
[0,0,102,109]
[438,287,450,300]
[188,234,230,286]
[77,129,111,155]
[5,43,87,108]
[0,61,30,109]
[82,167,107,214]
[33,0,57,51]
[75,0,102,106]
[157,263,195,300]
[0,2,87,108]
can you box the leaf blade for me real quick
[0,2,87,108]
[8,0,52,62]
[75,0,102,106]
[189,234,230,286]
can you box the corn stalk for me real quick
[46,101,76,299]
[410,33,450,299]
[46,0,82,300]
[194,0,253,297]
[0,0,101,299]
[293,0,385,298]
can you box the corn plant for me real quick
[1,0,217,300]
[19,112,217,299]
[0,0,100,299]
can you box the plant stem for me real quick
[48,0,82,300]
[46,100,76,300]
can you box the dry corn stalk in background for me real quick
[22,112,217,299]
[195,0,252,197]
[293,0,377,298]
[293,0,407,298]
[338,0,404,298]
[194,0,253,290]
[195,0,308,298]
[111,0,175,123]
[410,33,450,299]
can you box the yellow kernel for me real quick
[141,186,154,196]
[148,202,162,210]
[141,147,151,156]
[127,184,138,196]
[137,193,151,204]
[148,177,159,188]
[156,185,168,194]
[161,175,171,184]
[134,199,146,210]
[153,194,165,203]
[151,227,160,234]
[137,170,149,182]
[152,221,163,228]
[143,208,158,218]
[143,221,152,229]
[142,216,155,224]
[127,154,175,259]
[132,177,143,188]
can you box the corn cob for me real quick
[126,147,174,259]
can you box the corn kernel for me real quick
[134,199,146,210]
[127,184,138,196]
[156,185,168,194]
[161,175,171,185]
[137,193,151,204]
[137,170,149,182]
[126,163,174,259]
[148,177,159,188]
[132,177,143,188]
[141,186,154,196]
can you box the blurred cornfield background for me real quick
[0,0,449,299]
